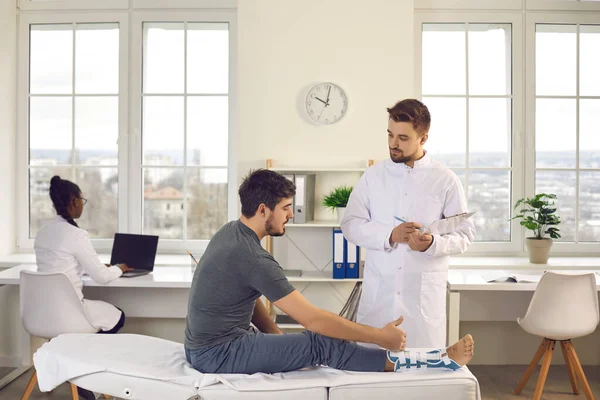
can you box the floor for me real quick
[0,365,598,399]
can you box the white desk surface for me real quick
[448,257,600,270]
[448,269,600,291]
[0,264,360,287]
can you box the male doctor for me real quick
[341,99,475,348]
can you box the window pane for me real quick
[536,24,576,96]
[143,23,184,94]
[536,99,576,168]
[30,97,72,165]
[187,23,229,94]
[469,98,511,168]
[29,167,72,237]
[143,97,184,165]
[468,24,511,95]
[468,170,511,241]
[422,97,466,167]
[580,99,600,169]
[75,23,119,94]
[187,168,228,240]
[143,168,183,239]
[187,96,228,166]
[536,171,576,242]
[422,24,466,95]
[75,97,118,165]
[75,168,118,238]
[30,24,72,94]
[580,25,600,96]
[579,172,600,242]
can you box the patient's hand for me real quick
[379,316,406,351]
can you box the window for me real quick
[141,22,229,240]
[28,23,120,239]
[19,10,236,251]
[533,23,600,244]
[420,21,519,247]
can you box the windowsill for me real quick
[0,252,193,266]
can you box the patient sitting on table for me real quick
[184,169,475,375]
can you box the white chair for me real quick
[514,272,599,400]
[19,270,110,400]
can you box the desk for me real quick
[446,268,600,345]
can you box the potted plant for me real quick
[322,186,353,225]
[511,193,561,264]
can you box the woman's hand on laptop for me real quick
[117,263,133,273]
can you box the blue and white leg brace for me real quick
[386,348,462,372]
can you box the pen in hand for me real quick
[394,216,423,233]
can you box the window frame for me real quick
[17,9,238,254]
[525,12,600,253]
[415,12,525,254]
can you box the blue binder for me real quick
[344,238,360,279]
[333,229,346,279]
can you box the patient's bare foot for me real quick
[445,334,474,366]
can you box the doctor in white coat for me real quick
[34,175,133,334]
[341,99,475,348]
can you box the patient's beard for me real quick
[265,215,285,237]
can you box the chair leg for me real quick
[20,370,38,400]
[566,341,595,400]
[532,340,555,400]
[560,340,579,395]
[70,382,80,400]
[514,338,549,394]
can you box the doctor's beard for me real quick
[389,149,417,164]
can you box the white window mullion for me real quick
[575,23,580,243]
[117,12,130,236]
[183,21,188,242]
[464,22,470,200]
[71,22,76,180]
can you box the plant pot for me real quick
[336,207,346,225]
[526,238,553,264]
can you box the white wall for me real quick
[0,0,16,256]
[237,0,415,176]
[0,0,18,366]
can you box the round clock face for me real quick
[305,82,348,124]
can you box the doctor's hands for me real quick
[407,232,433,252]
[379,316,407,351]
[117,263,133,273]
[390,222,422,245]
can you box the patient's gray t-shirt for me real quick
[185,220,295,349]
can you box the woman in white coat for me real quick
[34,176,132,333]
[341,99,475,349]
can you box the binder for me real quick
[283,174,295,223]
[345,239,359,279]
[294,174,315,224]
[333,229,346,279]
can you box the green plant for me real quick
[322,186,353,210]
[511,193,561,239]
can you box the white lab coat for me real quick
[34,216,123,331]
[341,155,475,348]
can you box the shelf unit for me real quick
[264,159,372,326]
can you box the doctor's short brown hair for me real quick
[387,99,431,136]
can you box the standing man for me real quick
[341,99,475,348]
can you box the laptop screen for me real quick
[110,233,159,271]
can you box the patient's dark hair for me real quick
[49,175,81,227]
[238,169,296,218]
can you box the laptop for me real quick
[110,233,159,278]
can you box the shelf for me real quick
[286,220,340,228]
[285,271,362,282]
[270,167,366,173]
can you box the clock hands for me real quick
[325,85,331,104]
[315,96,328,105]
